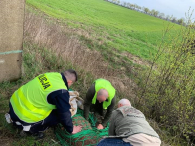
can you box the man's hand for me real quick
[97,124,104,129]
[72,125,82,134]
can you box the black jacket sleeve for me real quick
[102,96,116,126]
[84,83,95,120]
[47,89,73,133]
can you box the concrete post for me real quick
[0,0,25,82]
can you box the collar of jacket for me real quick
[61,72,69,90]
[117,106,133,117]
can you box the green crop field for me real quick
[26,0,182,61]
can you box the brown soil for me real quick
[121,51,151,67]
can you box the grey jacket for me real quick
[108,106,160,139]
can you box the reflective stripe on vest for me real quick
[92,79,115,109]
[10,72,67,123]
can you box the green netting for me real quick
[55,109,109,146]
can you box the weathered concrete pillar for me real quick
[0,0,25,82]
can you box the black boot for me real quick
[32,132,45,139]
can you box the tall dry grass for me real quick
[24,9,138,103]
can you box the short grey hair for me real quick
[64,69,77,82]
[118,99,131,107]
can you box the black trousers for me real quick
[9,103,60,133]
[90,102,104,116]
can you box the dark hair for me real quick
[64,69,78,82]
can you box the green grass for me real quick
[26,0,182,61]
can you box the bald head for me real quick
[96,89,109,103]
[118,99,131,108]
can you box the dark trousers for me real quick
[90,99,109,117]
[9,103,60,133]
[90,103,106,125]
[97,138,132,146]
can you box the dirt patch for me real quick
[121,51,151,67]
[0,138,12,146]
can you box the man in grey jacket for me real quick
[97,99,161,146]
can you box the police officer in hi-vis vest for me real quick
[84,79,116,129]
[6,69,82,138]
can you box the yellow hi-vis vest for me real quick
[92,79,115,109]
[10,72,67,123]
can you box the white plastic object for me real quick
[5,113,12,123]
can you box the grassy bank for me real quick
[0,9,138,145]
[0,8,173,145]
[0,1,193,145]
